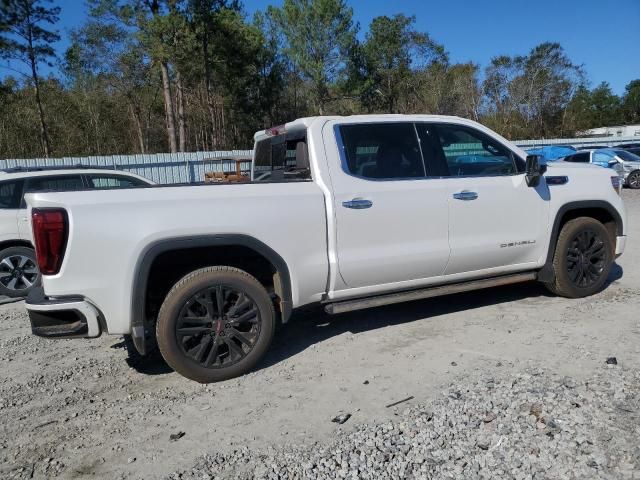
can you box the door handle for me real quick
[342,198,373,209]
[452,190,478,201]
[19,217,29,222]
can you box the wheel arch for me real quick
[130,235,293,355]
[539,200,623,282]
[0,239,33,252]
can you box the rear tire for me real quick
[156,266,275,383]
[545,217,613,298]
[626,170,640,189]
[0,246,41,298]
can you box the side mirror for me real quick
[525,155,546,187]
[608,159,620,167]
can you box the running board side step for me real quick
[324,272,538,315]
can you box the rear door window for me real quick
[337,123,426,179]
[0,180,24,209]
[25,175,85,193]
[86,174,148,189]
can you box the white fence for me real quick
[0,150,253,185]
[1,135,638,184]
[513,135,638,149]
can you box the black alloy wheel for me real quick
[176,285,261,368]
[544,217,613,298]
[566,229,607,288]
[156,266,276,383]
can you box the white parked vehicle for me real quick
[562,148,640,188]
[24,115,627,383]
[0,167,153,297]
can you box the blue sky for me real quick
[14,0,640,95]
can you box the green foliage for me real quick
[482,42,586,138]
[0,0,60,67]
[354,14,446,113]
[622,80,640,124]
[269,0,357,114]
[0,0,61,156]
[0,2,637,159]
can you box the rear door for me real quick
[323,121,450,290]
[19,175,86,241]
[427,122,547,276]
[0,179,24,242]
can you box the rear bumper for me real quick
[616,235,626,257]
[26,287,101,339]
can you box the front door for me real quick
[323,121,450,290]
[426,123,547,276]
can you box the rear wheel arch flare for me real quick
[130,235,293,355]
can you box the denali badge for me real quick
[500,240,536,248]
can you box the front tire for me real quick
[156,266,275,383]
[0,246,41,298]
[545,217,614,298]
[626,170,640,189]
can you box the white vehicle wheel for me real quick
[0,246,41,298]
[626,170,640,189]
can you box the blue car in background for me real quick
[562,148,640,189]
[525,145,577,163]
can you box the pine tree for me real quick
[0,0,60,157]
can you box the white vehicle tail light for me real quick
[31,208,68,275]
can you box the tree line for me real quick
[1,0,639,159]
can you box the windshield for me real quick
[614,150,640,162]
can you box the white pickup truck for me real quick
[25,115,627,383]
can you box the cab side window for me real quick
[253,133,311,183]
[338,123,426,179]
[433,124,518,177]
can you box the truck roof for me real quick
[0,166,154,184]
[253,114,473,142]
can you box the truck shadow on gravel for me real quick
[259,264,623,372]
[119,264,623,378]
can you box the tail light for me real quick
[31,208,68,275]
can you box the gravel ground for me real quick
[1,190,639,480]
[172,367,640,480]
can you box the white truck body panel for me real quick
[27,182,328,334]
[24,115,627,337]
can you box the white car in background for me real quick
[0,167,153,297]
[562,148,640,189]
